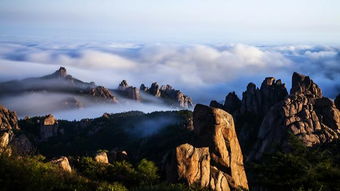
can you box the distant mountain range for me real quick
[0,67,193,116]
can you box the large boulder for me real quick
[39,114,59,141]
[51,156,72,172]
[166,104,248,191]
[248,72,340,161]
[95,151,109,164]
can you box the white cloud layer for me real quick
[0,42,339,103]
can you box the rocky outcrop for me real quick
[87,86,118,103]
[95,151,109,164]
[39,114,59,141]
[166,104,248,191]
[240,77,288,116]
[10,134,35,155]
[0,105,19,130]
[248,72,340,161]
[335,94,340,110]
[51,156,72,172]
[290,72,322,98]
[142,83,193,108]
[210,92,241,114]
[117,80,141,101]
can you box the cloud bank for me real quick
[0,41,339,105]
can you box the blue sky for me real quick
[1,0,340,43]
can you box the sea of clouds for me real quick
[0,41,339,106]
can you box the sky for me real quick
[0,0,339,118]
[0,0,340,44]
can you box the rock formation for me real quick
[39,114,59,141]
[117,80,141,101]
[240,77,288,115]
[248,72,340,161]
[95,151,109,164]
[0,105,19,130]
[50,156,72,172]
[166,104,248,191]
[108,150,128,162]
[0,105,35,155]
[87,86,118,103]
[210,92,241,114]
[142,82,193,108]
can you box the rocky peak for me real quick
[88,86,118,103]
[166,104,248,190]
[117,80,141,101]
[248,73,340,161]
[149,82,161,97]
[290,72,322,98]
[140,84,148,92]
[224,92,242,113]
[142,82,193,108]
[48,67,69,79]
[118,80,129,90]
[50,156,72,172]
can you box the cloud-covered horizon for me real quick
[0,41,339,105]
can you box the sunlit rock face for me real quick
[94,151,109,164]
[117,80,141,101]
[141,82,193,109]
[0,105,19,131]
[166,104,248,191]
[50,156,72,173]
[0,105,34,155]
[248,72,340,161]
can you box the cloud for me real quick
[0,41,339,105]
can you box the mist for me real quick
[126,116,179,138]
[0,41,339,111]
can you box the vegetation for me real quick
[247,135,340,191]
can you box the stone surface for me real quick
[87,86,118,103]
[166,104,248,191]
[290,72,322,98]
[248,72,340,161]
[51,156,72,172]
[142,83,193,108]
[40,114,59,140]
[95,151,109,164]
[0,105,19,130]
[10,134,35,155]
[117,80,141,101]
[240,77,288,116]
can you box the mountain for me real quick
[0,67,193,117]
[210,72,340,161]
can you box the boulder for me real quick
[40,114,59,141]
[166,104,248,191]
[95,151,109,164]
[51,156,72,172]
